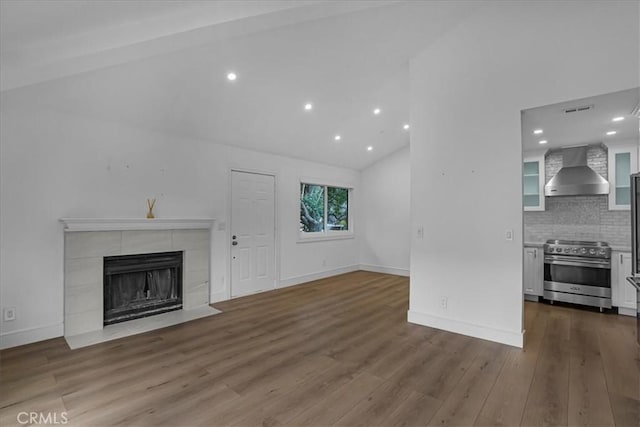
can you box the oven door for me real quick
[544,255,611,298]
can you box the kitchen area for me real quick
[522,88,640,335]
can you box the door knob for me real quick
[232,241,238,246]
[232,235,237,240]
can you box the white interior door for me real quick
[230,171,276,297]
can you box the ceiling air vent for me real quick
[563,104,594,114]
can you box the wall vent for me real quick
[630,101,640,118]
[563,104,594,114]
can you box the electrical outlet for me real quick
[416,225,424,239]
[322,259,327,267]
[3,307,16,322]
[505,229,513,241]
[440,297,448,309]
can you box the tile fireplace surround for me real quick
[60,218,214,337]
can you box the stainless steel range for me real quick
[543,240,612,311]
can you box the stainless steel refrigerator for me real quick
[627,173,640,345]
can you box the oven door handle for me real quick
[544,257,610,269]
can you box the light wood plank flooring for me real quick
[1,271,638,426]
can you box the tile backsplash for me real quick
[524,195,630,247]
[524,145,631,247]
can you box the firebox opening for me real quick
[103,251,183,326]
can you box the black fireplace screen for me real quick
[103,251,183,325]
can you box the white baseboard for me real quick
[618,307,636,317]
[279,265,360,288]
[359,264,409,277]
[211,265,408,303]
[0,322,64,349]
[407,310,524,348]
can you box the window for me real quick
[300,183,351,237]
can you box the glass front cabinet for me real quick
[607,142,639,210]
[523,154,545,211]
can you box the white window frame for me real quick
[299,180,354,242]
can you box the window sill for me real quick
[297,233,355,243]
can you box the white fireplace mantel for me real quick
[61,218,214,341]
[60,218,215,232]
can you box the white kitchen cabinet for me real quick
[523,246,543,298]
[611,251,636,315]
[607,143,638,210]
[523,154,545,211]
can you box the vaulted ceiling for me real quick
[0,1,481,169]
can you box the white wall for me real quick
[409,1,639,347]
[360,146,410,276]
[0,98,360,348]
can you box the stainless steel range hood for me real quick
[544,145,609,196]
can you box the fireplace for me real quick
[103,251,183,325]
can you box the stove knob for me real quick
[598,250,606,256]
[564,248,570,253]
[572,248,578,254]
[589,249,596,255]
[557,248,563,253]
[581,248,587,254]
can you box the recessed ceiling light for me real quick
[403,124,410,130]
[612,116,625,122]
[533,129,543,134]
[373,108,381,115]
[606,131,617,136]
[304,103,313,111]
[539,140,548,144]
[334,135,341,141]
[227,72,237,81]
[367,146,373,151]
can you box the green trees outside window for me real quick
[300,183,350,233]
[300,184,324,232]
[327,187,348,230]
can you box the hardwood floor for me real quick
[1,271,638,426]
